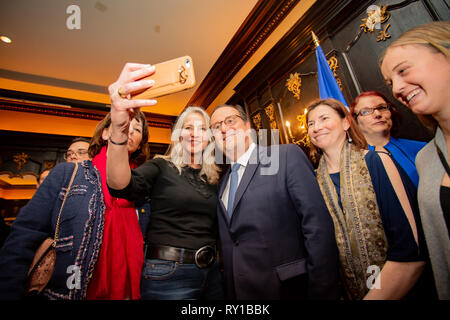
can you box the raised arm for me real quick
[107,63,157,190]
[364,152,425,299]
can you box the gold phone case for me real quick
[132,56,196,100]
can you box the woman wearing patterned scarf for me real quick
[306,98,426,300]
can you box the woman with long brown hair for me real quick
[306,98,425,300]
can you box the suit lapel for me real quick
[218,168,231,224]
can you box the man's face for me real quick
[65,141,90,163]
[210,106,251,161]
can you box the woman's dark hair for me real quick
[350,91,401,137]
[306,98,368,160]
[88,111,150,166]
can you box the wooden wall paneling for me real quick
[231,0,439,147]
[270,49,318,147]
[246,95,260,116]
[421,0,450,20]
[329,0,435,141]
[233,0,371,96]
[0,129,169,222]
[0,199,29,221]
[0,130,169,176]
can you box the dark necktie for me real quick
[227,163,241,218]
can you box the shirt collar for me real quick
[232,142,256,168]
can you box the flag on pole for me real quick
[312,32,347,107]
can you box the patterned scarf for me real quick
[316,141,388,300]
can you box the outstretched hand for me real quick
[108,63,157,133]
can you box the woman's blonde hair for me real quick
[155,106,220,185]
[379,21,450,132]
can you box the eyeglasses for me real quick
[210,114,242,131]
[64,149,88,160]
[354,104,390,117]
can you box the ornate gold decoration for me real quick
[252,113,262,131]
[264,104,278,129]
[360,5,390,33]
[285,109,310,147]
[327,56,343,91]
[43,161,56,170]
[327,57,338,75]
[13,152,30,171]
[286,73,302,100]
[376,23,391,42]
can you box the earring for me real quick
[346,130,352,143]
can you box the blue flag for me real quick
[315,45,347,107]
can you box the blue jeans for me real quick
[140,258,224,300]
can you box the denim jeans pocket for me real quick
[143,259,178,280]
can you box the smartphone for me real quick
[132,56,196,100]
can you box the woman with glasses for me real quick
[380,21,450,299]
[307,98,426,300]
[0,111,150,300]
[105,63,223,300]
[350,92,426,188]
[64,137,91,162]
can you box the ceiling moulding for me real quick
[0,96,176,129]
[187,0,300,109]
[0,69,107,94]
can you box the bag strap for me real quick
[53,162,78,243]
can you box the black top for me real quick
[440,186,450,238]
[108,158,218,250]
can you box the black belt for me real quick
[146,244,216,269]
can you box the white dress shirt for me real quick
[221,143,256,210]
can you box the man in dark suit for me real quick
[210,104,340,300]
